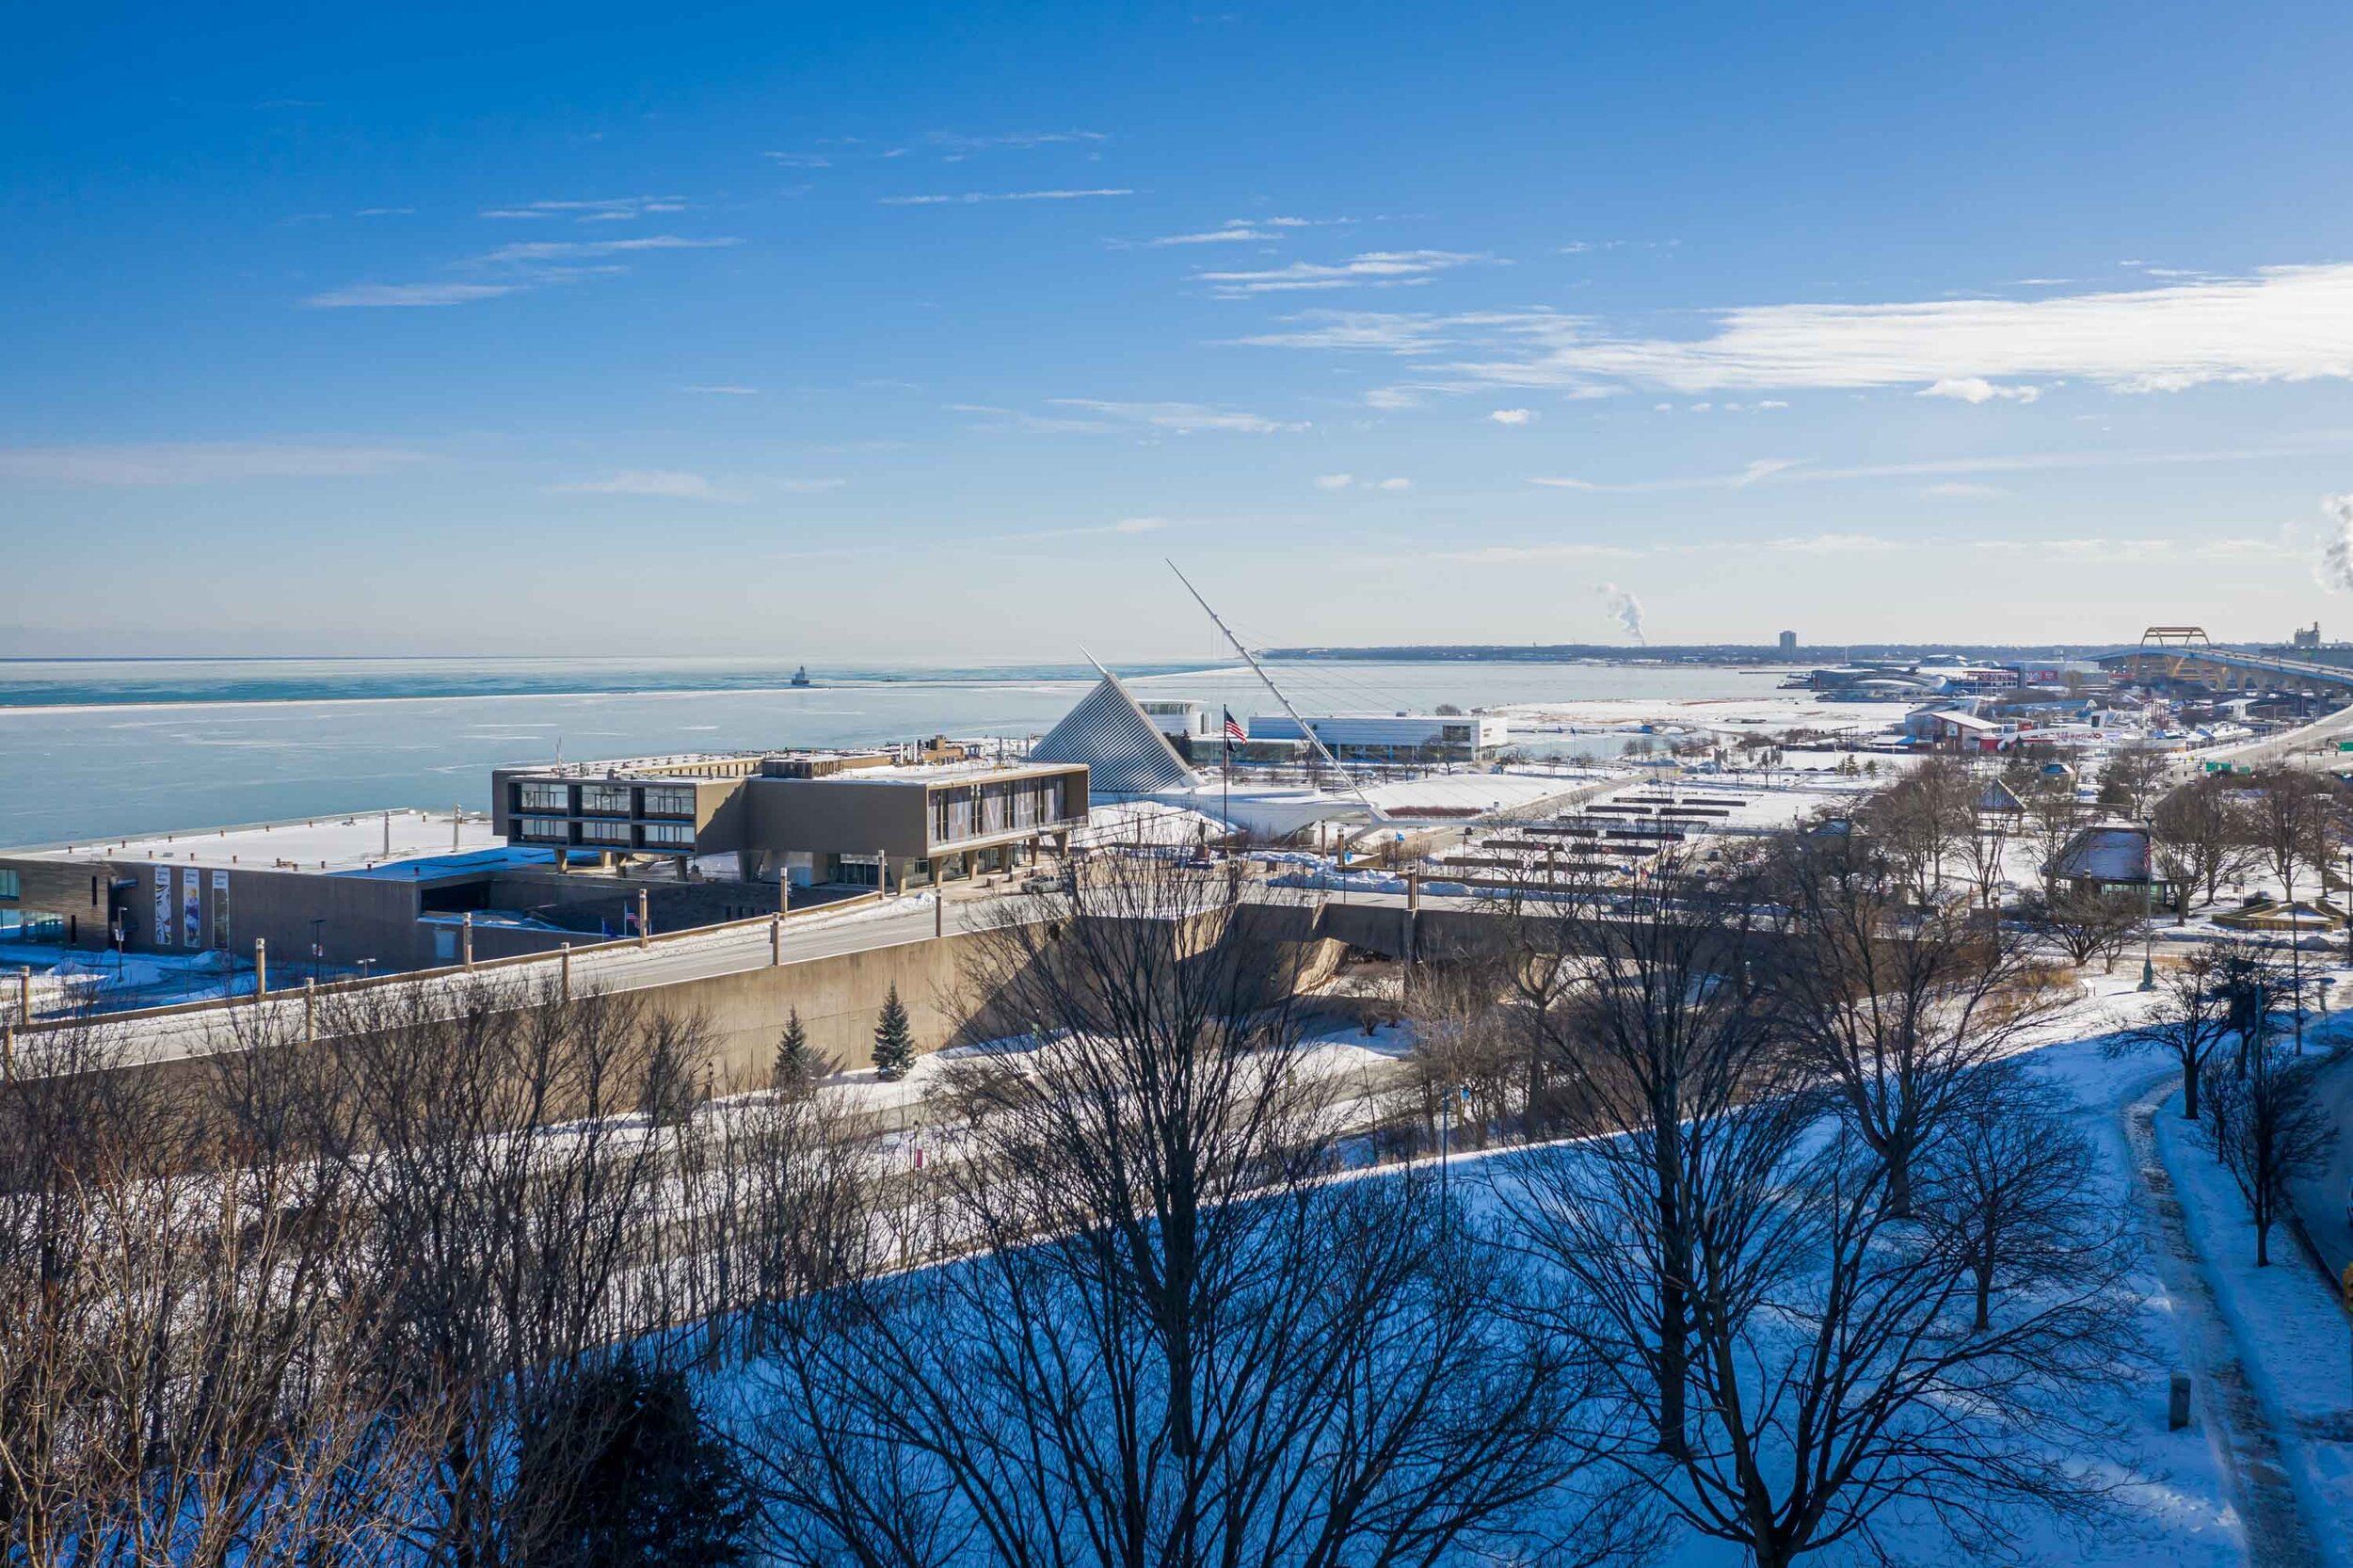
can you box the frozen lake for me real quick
[0,658,1793,844]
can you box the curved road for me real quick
[2287,1048,2353,1291]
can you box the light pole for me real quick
[2138,816,2157,992]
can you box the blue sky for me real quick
[8,1,2353,660]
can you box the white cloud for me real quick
[476,235,741,264]
[1529,456,1801,493]
[925,130,1108,153]
[1919,376,2041,404]
[681,384,760,395]
[552,470,725,500]
[1147,224,1277,246]
[1238,265,2353,399]
[1488,408,1535,425]
[1044,398,1304,434]
[1314,473,1354,489]
[353,206,415,217]
[305,281,523,308]
[479,197,688,221]
[1373,476,1411,490]
[881,188,1131,205]
[0,442,425,486]
[1195,250,1490,297]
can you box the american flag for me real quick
[1223,709,1246,744]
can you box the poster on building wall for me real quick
[182,866,202,948]
[211,870,230,952]
[152,866,173,947]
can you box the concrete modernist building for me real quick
[1244,712,1507,760]
[490,750,1090,891]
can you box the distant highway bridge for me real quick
[2102,626,2353,694]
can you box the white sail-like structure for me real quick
[1032,664,1200,797]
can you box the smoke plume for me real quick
[2317,493,2353,594]
[1596,582,1646,645]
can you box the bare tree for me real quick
[2200,1032,2333,1266]
[1862,758,1976,901]
[1959,789,2016,909]
[2109,950,2236,1120]
[2022,883,2145,972]
[2243,769,2339,1051]
[1490,843,1783,1458]
[2097,746,2169,821]
[1918,1066,2120,1334]
[745,855,1625,1568]
[2149,776,2254,917]
[2021,775,2087,889]
[1512,1041,2137,1568]
[1772,831,2073,1216]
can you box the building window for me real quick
[516,817,570,842]
[516,781,568,813]
[641,821,695,847]
[641,784,695,818]
[579,784,632,815]
[579,821,632,846]
[0,869,17,901]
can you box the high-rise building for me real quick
[1778,630,1799,653]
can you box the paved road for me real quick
[28,893,1031,1069]
[2287,1049,2353,1288]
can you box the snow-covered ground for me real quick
[1494,693,1918,740]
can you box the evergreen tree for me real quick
[872,983,915,1080]
[772,1007,822,1095]
[518,1355,754,1567]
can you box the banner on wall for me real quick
[152,866,173,948]
[181,867,201,949]
[211,871,230,952]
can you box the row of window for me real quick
[0,869,19,901]
[511,782,698,818]
[932,779,1071,845]
[516,817,697,849]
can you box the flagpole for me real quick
[1222,709,1231,856]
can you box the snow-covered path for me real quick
[2124,1080,2323,1567]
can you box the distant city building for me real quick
[492,751,1088,890]
[1245,712,1507,760]
[1778,630,1798,653]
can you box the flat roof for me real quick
[13,808,508,874]
[764,758,1084,788]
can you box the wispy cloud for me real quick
[1004,516,1170,541]
[1195,250,1490,297]
[307,234,739,310]
[1525,435,2353,494]
[552,470,727,500]
[476,235,741,264]
[1138,215,1347,247]
[762,152,833,168]
[1241,265,2353,398]
[1531,456,1800,493]
[1055,400,1301,434]
[681,384,760,395]
[925,130,1107,156]
[882,188,1132,206]
[480,196,689,221]
[0,442,425,486]
[1435,541,1644,562]
[1488,408,1535,425]
[353,206,416,218]
[1972,536,2297,563]
[1313,473,1354,489]
[303,281,523,308]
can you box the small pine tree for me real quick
[872,983,915,1080]
[772,1008,818,1095]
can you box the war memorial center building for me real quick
[0,749,1089,975]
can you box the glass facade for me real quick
[641,821,695,847]
[516,817,569,842]
[517,781,569,813]
[578,784,632,815]
[641,785,696,818]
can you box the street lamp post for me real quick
[2138,817,2157,992]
